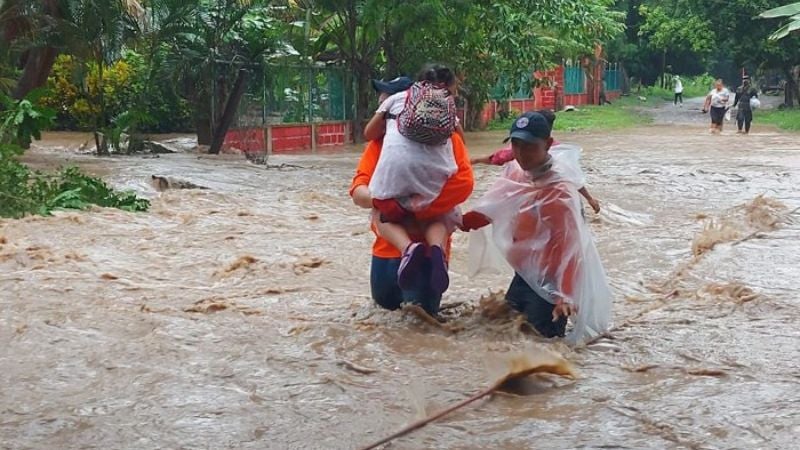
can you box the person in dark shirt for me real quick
[733,76,759,135]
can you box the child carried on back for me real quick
[364,64,461,295]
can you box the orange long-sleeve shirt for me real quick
[349,134,474,258]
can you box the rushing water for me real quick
[1,118,799,449]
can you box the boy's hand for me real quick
[552,298,578,322]
[372,199,409,223]
[460,211,491,231]
[588,197,601,214]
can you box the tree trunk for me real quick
[383,29,400,79]
[784,67,798,108]
[462,88,486,131]
[13,47,59,100]
[95,51,110,156]
[195,115,213,146]
[10,0,61,100]
[189,83,213,146]
[209,68,249,155]
[94,131,109,156]
[351,63,372,144]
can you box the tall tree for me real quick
[693,0,800,107]
[0,0,62,100]
[57,0,139,154]
[311,0,385,142]
[407,0,624,129]
[638,2,714,87]
[165,0,282,152]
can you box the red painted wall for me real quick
[223,128,265,153]
[271,124,312,153]
[223,121,352,154]
[478,62,622,127]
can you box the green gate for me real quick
[564,63,585,94]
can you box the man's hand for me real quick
[372,198,409,223]
[587,197,601,214]
[460,211,491,232]
[552,298,578,322]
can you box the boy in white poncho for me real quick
[461,112,612,343]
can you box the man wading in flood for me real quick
[349,77,474,317]
[733,76,759,135]
[461,112,612,343]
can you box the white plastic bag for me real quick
[749,98,761,109]
[467,225,512,278]
[472,159,613,344]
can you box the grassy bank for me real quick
[758,108,800,132]
[486,97,652,132]
[638,75,715,101]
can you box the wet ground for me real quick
[1,105,799,449]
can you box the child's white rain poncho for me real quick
[470,150,612,344]
[368,91,458,212]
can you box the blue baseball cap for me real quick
[371,76,413,95]
[503,111,552,143]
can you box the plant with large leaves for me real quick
[761,2,800,40]
[690,0,800,107]
[308,0,387,140]
[163,0,282,153]
[55,0,140,154]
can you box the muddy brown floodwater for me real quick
[2,115,799,449]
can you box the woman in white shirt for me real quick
[703,79,730,134]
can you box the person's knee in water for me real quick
[506,274,567,337]
[461,112,589,334]
[349,85,475,320]
[370,255,442,315]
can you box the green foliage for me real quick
[0,81,149,219]
[760,2,800,40]
[41,52,191,133]
[379,0,625,129]
[758,108,800,131]
[162,0,284,142]
[611,0,800,106]
[638,5,714,55]
[0,160,150,218]
[0,89,56,148]
[486,103,652,132]
[639,74,715,100]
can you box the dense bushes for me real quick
[0,92,150,219]
[41,51,192,133]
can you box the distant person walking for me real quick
[703,79,730,134]
[733,76,759,135]
[673,76,683,106]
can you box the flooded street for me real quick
[2,113,799,449]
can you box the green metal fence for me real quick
[490,73,533,100]
[564,62,585,95]
[230,62,354,129]
[564,62,586,94]
[604,63,621,91]
[264,64,353,124]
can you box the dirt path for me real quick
[2,118,799,449]
[640,93,785,127]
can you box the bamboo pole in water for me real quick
[358,361,574,450]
